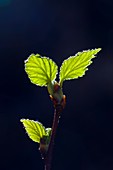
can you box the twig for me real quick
[44,104,63,170]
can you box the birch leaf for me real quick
[25,54,58,86]
[59,48,101,86]
[20,119,46,143]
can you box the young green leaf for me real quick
[25,54,58,86]
[59,48,101,86]
[20,119,46,143]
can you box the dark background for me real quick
[0,0,113,169]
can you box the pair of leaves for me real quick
[25,48,101,87]
[20,119,51,143]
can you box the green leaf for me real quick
[25,54,58,86]
[59,48,101,86]
[20,119,46,143]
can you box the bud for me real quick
[47,81,63,104]
[47,82,54,96]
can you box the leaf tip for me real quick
[95,48,102,53]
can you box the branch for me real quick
[44,104,62,170]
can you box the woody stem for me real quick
[44,105,62,170]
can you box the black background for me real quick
[0,0,113,169]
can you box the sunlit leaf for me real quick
[59,48,101,86]
[20,119,46,143]
[25,54,58,86]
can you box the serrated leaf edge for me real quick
[59,48,101,86]
[25,54,58,87]
[20,119,52,143]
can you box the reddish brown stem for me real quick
[44,105,62,170]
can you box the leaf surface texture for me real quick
[25,54,58,86]
[20,119,46,143]
[59,48,101,86]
